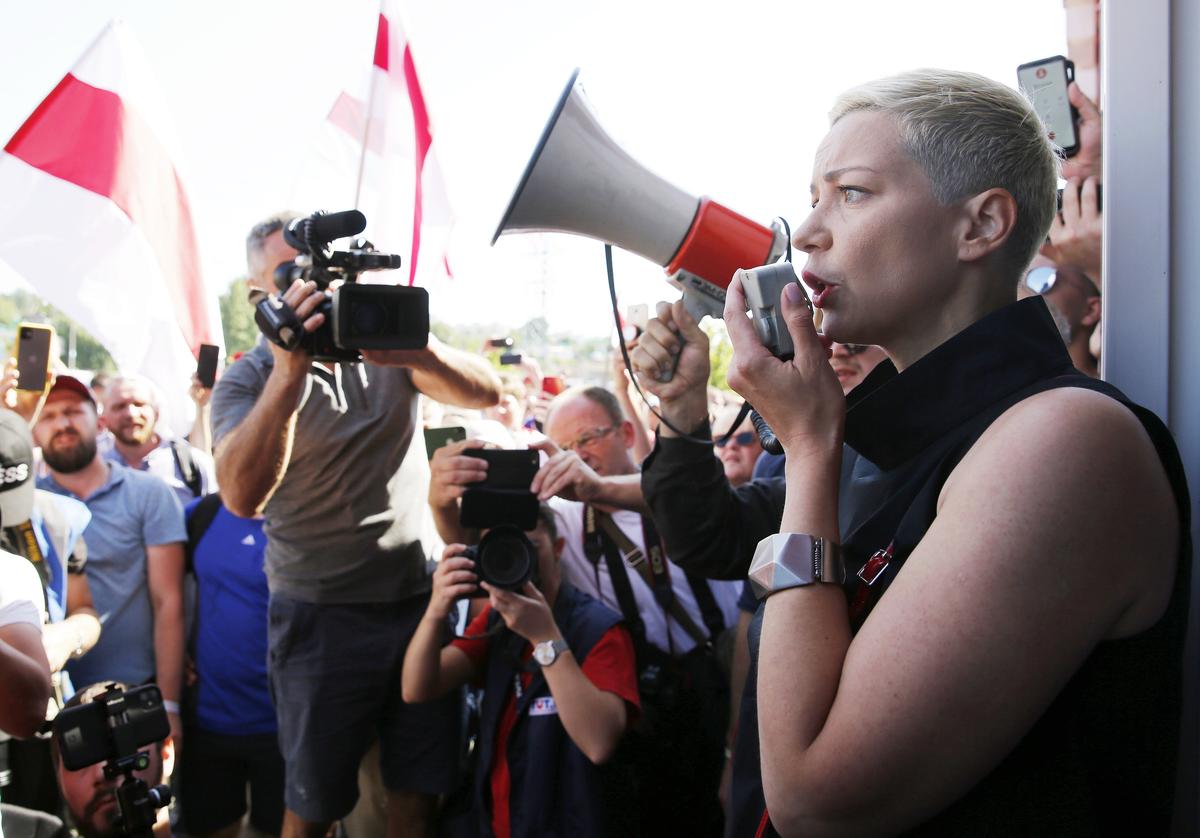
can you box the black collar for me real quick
[843,297,1075,470]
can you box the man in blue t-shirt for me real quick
[32,374,186,749]
[177,492,284,837]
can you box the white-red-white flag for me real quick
[0,20,222,433]
[290,2,453,287]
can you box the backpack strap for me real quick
[185,492,224,574]
[170,439,202,498]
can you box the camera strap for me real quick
[583,507,648,650]
[586,507,711,650]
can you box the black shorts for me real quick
[268,592,461,823]
[177,728,284,835]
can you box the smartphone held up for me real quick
[1017,55,1080,157]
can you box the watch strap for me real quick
[748,532,845,600]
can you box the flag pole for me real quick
[352,2,385,210]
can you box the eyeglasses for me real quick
[563,424,618,452]
[715,431,757,449]
[1025,266,1100,297]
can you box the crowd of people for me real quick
[0,66,1190,838]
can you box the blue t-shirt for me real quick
[41,462,186,690]
[187,498,275,735]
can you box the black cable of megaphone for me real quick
[606,215,792,453]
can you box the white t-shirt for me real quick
[551,498,741,655]
[0,550,45,630]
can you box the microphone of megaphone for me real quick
[492,69,787,321]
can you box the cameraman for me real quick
[210,213,501,838]
[402,505,639,838]
[50,682,174,838]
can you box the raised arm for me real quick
[364,336,501,410]
[484,582,629,765]
[213,280,324,518]
[725,279,1180,834]
[0,622,51,738]
[402,547,480,703]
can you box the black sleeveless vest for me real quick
[746,297,1191,837]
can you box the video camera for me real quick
[53,684,171,838]
[253,209,430,363]
[459,449,541,596]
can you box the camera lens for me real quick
[350,299,388,336]
[477,527,535,590]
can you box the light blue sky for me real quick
[0,1,1067,334]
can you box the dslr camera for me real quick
[253,209,430,363]
[459,449,541,595]
[53,683,171,837]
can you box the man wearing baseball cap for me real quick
[0,407,101,813]
[30,374,187,751]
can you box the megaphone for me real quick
[493,69,787,320]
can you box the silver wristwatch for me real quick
[748,533,845,600]
[533,639,570,667]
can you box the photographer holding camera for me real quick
[49,682,174,838]
[402,504,639,838]
[428,386,740,837]
[210,212,500,838]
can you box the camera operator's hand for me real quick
[723,273,842,458]
[188,373,212,409]
[429,438,489,509]
[529,438,604,504]
[267,279,327,377]
[1040,176,1103,281]
[428,547,479,620]
[1,357,51,424]
[1061,82,1102,183]
[483,581,560,646]
[630,300,710,437]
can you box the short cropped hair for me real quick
[245,210,301,270]
[105,373,161,411]
[548,386,625,428]
[830,69,1059,280]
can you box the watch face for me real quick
[533,642,556,666]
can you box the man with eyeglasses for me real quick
[1023,257,1101,378]
[427,385,740,836]
[536,386,740,837]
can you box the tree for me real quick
[219,278,261,357]
[703,318,734,391]
[0,289,115,371]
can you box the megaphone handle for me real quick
[657,288,717,383]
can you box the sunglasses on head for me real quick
[715,431,757,449]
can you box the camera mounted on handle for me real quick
[253,209,430,363]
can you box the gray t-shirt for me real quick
[40,463,186,689]
[210,343,431,604]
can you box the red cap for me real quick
[46,374,96,406]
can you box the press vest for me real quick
[473,584,633,838]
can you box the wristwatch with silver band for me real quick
[533,638,570,667]
[748,532,846,600]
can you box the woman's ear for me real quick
[958,188,1018,264]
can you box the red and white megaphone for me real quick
[492,69,787,320]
